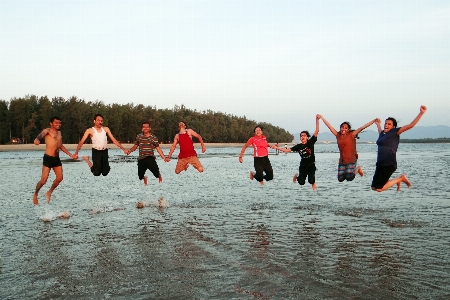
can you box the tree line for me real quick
[0,95,293,145]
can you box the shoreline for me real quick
[0,143,246,152]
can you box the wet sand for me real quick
[0,143,245,151]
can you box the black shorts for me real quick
[137,156,160,180]
[371,165,396,189]
[43,154,62,168]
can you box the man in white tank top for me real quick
[74,114,126,176]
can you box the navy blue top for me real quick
[291,135,317,167]
[376,127,401,168]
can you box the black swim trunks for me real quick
[43,154,62,168]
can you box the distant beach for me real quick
[0,143,246,152]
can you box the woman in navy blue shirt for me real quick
[371,105,427,192]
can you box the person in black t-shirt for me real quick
[273,115,320,190]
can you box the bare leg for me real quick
[292,173,298,183]
[143,176,148,185]
[82,156,93,168]
[377,174,412,192]
[356,166,364,177]
[33,166,51,205]
[45,166,63,204]
[158,174,162,183]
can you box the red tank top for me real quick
[178,131,197,159]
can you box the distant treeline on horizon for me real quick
[0,95,294,145]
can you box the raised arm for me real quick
[313,114,320,137]
[189,129,206,153]
[375,118,382,134]
[34,129,49,145]
[167,134,179,159]
[397,105,427,135]
[352,118,378,137]
[318,115,338,136]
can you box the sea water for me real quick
[0,143,449,299]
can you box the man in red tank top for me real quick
[167,121,206,174]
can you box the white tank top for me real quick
[92,127,108,150]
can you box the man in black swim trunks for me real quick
[33,116,76,205]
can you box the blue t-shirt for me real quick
[376,127,401,167]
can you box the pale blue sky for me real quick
[1,0,449,133]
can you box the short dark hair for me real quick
[386,117,397,127]
[142,121,150,126]
[94,114,104,120]
[49,116,61,123]
[254,125,263,132]
[300,130,310,138]
[179,121,187,127]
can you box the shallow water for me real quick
[1,144,449,299]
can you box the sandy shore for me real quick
[0,143,246,151]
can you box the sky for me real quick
[0,0,449,134]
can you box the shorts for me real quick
[43,154,62,168]
[337,162,357,182]
[371,165,396,189]
[175,156,203,173]
[138,156,160,180]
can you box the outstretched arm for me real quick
[60,145,76,159]
[238,142,251,163]
[167,135,179,159]
[75,128,91,155]
[352,118,378,136]
[34,129,49,145]
[313,114,320,137]
[397,105,427,135]
[155,146,169,162]
[318,115,338,136]
[105,127,126,153]
[189,129,206,153]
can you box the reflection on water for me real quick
[0,144,449,299]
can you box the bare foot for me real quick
[259,180,264,186]
[158,174,162,183]
[158,197,164,207]
[82,156,93,168]
[312,183,317,190]
[136,201,145,209]
[143,176,148,185]
[249,171,255,180]
[292,173,298,183]
[402,174,412,188]
[33,194,39,205]
[356,166,364,177]
[45,191,51,204]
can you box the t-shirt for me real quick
[134,134,159,159]
[376,127,400,167]
[336,133,357,164]
[247,135,269,157]
[290,135,317,166]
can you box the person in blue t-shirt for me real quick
[371,105,427,192]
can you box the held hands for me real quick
[316,114,321,120]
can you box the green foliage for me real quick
[0,95,294,144]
